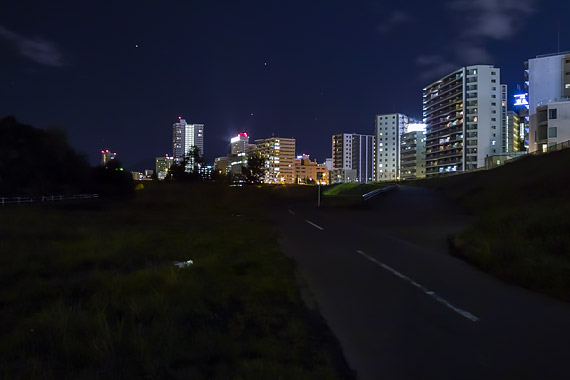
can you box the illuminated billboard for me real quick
[514,93,529,109]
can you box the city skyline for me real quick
[1,0,569,170]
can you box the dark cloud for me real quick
[416,55,458,82]
[377,10,412,34]
[0,25,64,67]
[449,0,536,40]
[417,0,536,82]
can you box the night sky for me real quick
[1,0,569,171]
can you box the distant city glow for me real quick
[407,123,427,132]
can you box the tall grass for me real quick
[419,149,570,301]
[0,183,353,379]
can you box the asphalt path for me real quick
[275,186,570,380]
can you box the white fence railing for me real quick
[362,185,399,202]
[1,194,99,205]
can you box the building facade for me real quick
[423,65,505,177]
[526,52,570,152]
[231,132,249,154]
[501,84,509,153]
[254,137,296,184]
[352,134,375,183]
[513,92,530,151]
[172,117,204,163]
[155,155,174,180]
[374,113,418,181]
[331,133,374,183]
[294,155,329,184]
[534,101,570,152]
[400,128,427,180]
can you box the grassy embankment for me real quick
[321,182,394,207]
[416,149,570,301]
[0,183,353,379]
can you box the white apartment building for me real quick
[374,113,415,181]
[172,117,204,163]
[525,52,570,152]
[423,65,505,176]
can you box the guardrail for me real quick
[1,194,99,205]
[362,185,399,202]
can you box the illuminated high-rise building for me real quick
[254,137,296,184]
[331,133,374,183]
[374,114,414,181]
[231,132,249,154]
[423,65,505,176]
[172,117,204,163]
[400,123,427,180]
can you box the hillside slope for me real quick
[418,149,570,301]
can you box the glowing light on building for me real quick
[407,123,427,133]
[514,93,529,109]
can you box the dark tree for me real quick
[0,116,92,196]
[242,153,265,184]
[167,147,203,182]
[92,158,134,196]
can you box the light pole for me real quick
[317,172,323,207]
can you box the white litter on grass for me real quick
[174,260,194,269]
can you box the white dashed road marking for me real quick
[305,219,324,231]
[356,250,479,322]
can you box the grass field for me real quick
[0,183,353,379]
[320,182,393,207]
[416,149,570,301]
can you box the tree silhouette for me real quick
[242,153,265,184]
[0,116,91,196]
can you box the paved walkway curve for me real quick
[276,186,570,380]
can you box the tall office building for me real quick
[423,65,505,176]
[400,124,427,180]
[254,137,296,184]
[374,114,418,181]
[525,52,570,152]
[331,133,374,183]
[172,117,204,163]
[231,132,249,154]
[352,134,375,183]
